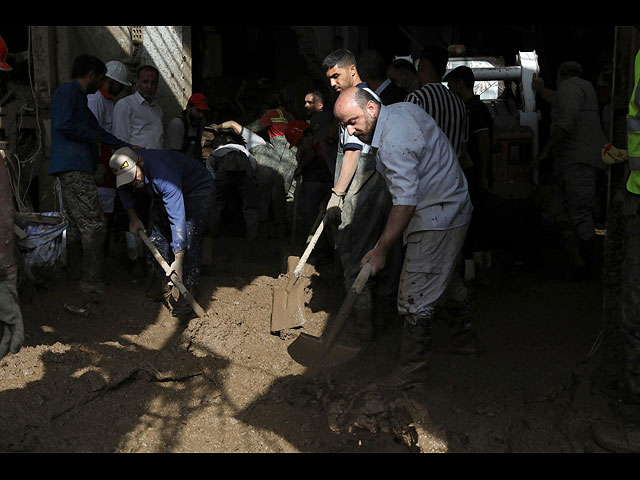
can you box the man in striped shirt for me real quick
[405,46,469,167]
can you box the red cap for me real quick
[188,93,209,111]
[286,120,311,147]
[0,35,13,72]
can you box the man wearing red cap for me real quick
[0,35,12,72]
[167,93,210,161]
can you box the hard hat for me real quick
[188,93,209,111]
[105,60,131,86]
[0,35,13,72]
[286,120,310,147]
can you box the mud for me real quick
[0,230,623,453]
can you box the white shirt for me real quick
[87,89,114,132]
[112,91,164,149]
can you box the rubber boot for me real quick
[376,315,432,389]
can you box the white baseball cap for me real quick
[109,147,139,187]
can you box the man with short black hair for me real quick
[445,65,495,283]
[321,49,402,344]
[405,45,468,163]
[387,58,419,94]
[357,49,407,105]
[48,54,134,294]
[112,64,164,149]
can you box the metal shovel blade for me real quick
[286,262,372,367]
[271,258,309,332]
[270,217,325,333]
[287,332,360,367]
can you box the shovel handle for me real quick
[137,229,207,318]
[320,261,372,357]
[292,217,324,279]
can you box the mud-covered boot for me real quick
[376,315,432,389]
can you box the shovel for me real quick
[270,211,325,333]
[287,261,372,367]
[137,230,207,318]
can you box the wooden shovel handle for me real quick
[320,261,372,357]
[137,229,207,318]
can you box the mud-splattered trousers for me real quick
[552,163,603,263]
[58,170,107,283]
[398,225,470,320]
[147,193,212,293]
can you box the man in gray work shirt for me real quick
[334,86,475,389]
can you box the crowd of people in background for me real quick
[1,39,618,396]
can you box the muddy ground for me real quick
[0,210,626,453]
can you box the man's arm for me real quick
[361,204,416,275]
[334,149,359,193]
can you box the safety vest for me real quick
[628,48,640,171]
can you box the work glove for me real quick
[602,144,628,165]
[0,274,25,360]
[94,163,109,184]
[325,188,345,225]
[168,250,185,284]
[627,170,640,195]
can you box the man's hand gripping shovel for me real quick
[137,229,207,318]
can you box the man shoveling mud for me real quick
[110,147,213,316]
[333,87,476,389]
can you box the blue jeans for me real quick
[148,194,212,292]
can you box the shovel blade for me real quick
[287,332,360,367]
[270,256,314,333]
[270,280,307,332]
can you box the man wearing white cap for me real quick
[109,147,213,314]
[88,60,132,215]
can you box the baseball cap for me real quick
[188,93,209,111]
[109,147,139,187]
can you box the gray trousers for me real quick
[397,224,469,320]
[553,163,602,242]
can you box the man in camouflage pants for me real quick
[48,54,133,294]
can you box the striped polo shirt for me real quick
[405,83,468,160]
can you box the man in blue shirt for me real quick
[334,86,475,389]
[48,54,134,294]
[110,147,213,316]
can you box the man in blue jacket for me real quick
[48,54,134,294]
[110,147,213,315]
